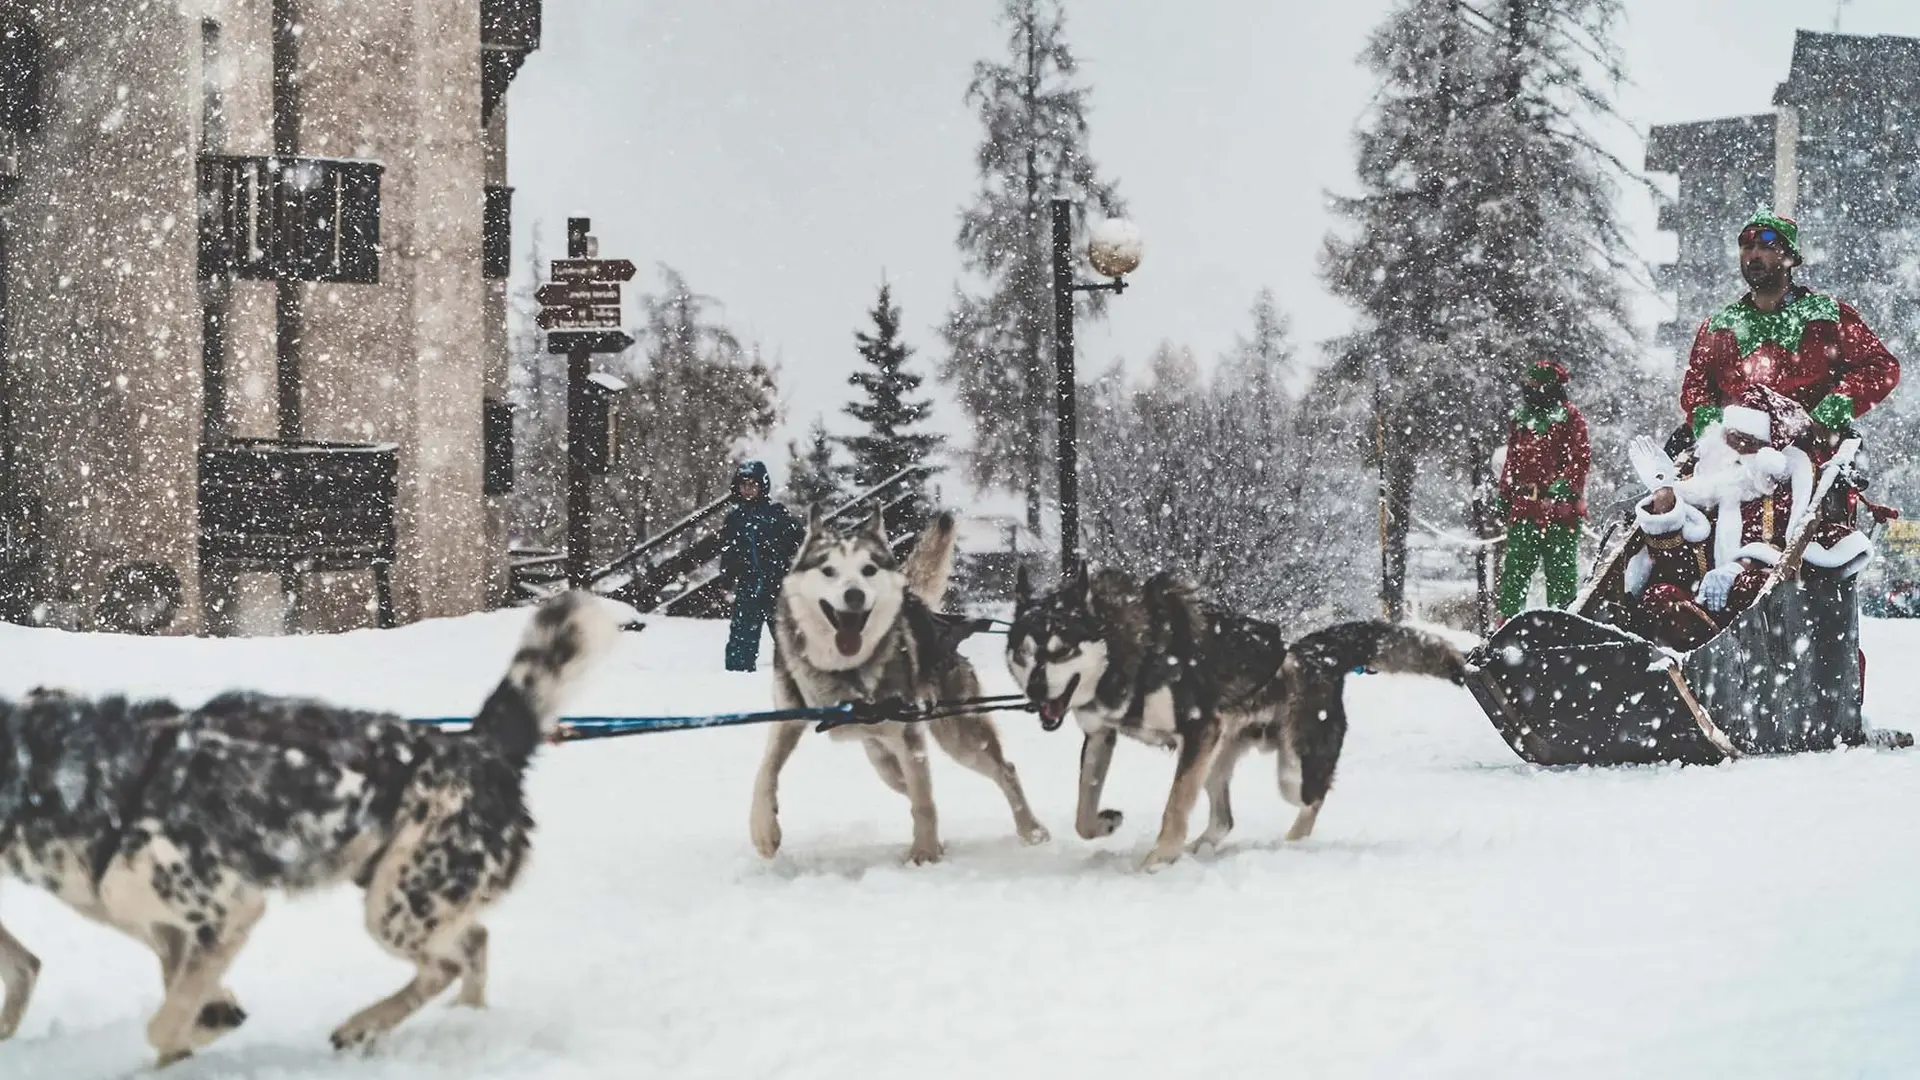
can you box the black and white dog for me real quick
[1007,567,1467,868]
[0,591,619,1066]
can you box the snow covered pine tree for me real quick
[942,0,1122,533]
[840,282,943,532]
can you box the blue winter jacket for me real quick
[718,497,804,601]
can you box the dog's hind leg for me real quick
[750,719,808,859]
[1075,727,1123,840]
[0,918,40,1041]
[930,715,1049,845]
[1193,729,1252,854]
[1141,723,1221,870]
[1283,691,1347,843]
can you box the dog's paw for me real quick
[905,842,945,866]
[330,1020,384,1054]
[1019,822,1051,846]
[1138,845,1184,872]
[1189,826,1233,855]
[750,805,783,859]
[1077,808,1123,840]
[154,1048,194,1069]
[196,999,248,1033]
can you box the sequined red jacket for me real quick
[1680,291,1900,423]
[1499,404,1590,527]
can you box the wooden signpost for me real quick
[544,217,635,589]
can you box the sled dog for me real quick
[0,591,620,1066]
[750,507,1048,864]
[1006,567,1466,868]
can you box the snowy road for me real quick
[5,609,1920,1078]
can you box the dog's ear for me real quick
[1069,561,1091,605]
[860,504,887,546]
[1014,564,1032,611]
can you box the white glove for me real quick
[1630,435,1679,492]
[1695,564,1742,612]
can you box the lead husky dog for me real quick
[1007,567,1466,868]
[0,592,620,1067]
[750,508,1048,864]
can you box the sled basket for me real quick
[1464,572,1863,767]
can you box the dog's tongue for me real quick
[835,629,864,656]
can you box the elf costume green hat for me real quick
[1523,359,1570,385]
[1739,204,1801,261]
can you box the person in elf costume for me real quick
[1495,360,1591,624]
[1680,205,1900,463]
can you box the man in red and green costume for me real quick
[1681,205,1900,459]
[1495,360,1590,623]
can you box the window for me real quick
[199,155,384,284]
[484,185,512,279]
[0,20,42,135]
[484,398,514,495]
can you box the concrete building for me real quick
[0,0,540,634]
[1646,29,1920,358]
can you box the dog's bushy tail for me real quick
[472,591,623,768]
[1288,620,1468,686]
[902,511,958,607]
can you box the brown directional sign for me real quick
[536,305,623,331]
[551,258,637,283]
[536,283,621,307]
[547,330,635,355]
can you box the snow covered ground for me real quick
[6,607,1920,1079]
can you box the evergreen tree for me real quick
[1319,0,1642,619]
[942,0,1123,532]
[841,282,943,528]
[1078,312,1373,629]
[786,416,846,514]
[599,265,780,550]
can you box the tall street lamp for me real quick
[1051,197,1142,581]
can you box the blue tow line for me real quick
[412,694,1037,744]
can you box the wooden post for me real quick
[565,217,593,590]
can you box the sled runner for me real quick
[1464,438,1894,766]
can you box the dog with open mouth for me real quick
[748,506,1049,864]
[1008,565,1468,869]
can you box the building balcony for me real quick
[482,0,542,123]
[198,155,384,284]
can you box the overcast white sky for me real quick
[506,0,1920,481]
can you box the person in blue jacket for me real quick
[717,460,805,671]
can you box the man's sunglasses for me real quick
[1740,227,1785,248]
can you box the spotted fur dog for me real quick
[0,591,620,1067]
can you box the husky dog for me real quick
[750,507,1048,864]
[1007,567,1466,868]
[0,591,619,1066]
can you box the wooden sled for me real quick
[1464,438,1900,767]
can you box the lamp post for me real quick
[1051,197,1141,582]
